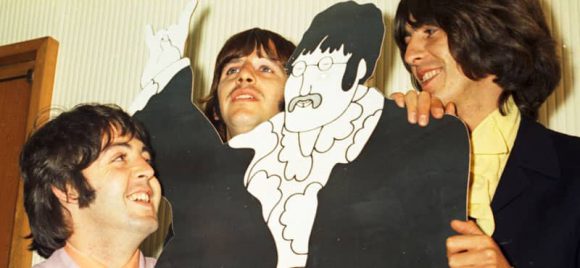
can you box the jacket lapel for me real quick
[491,117,560,213]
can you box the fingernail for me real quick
[419,115,428,126]
[409,112,417,124]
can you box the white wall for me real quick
[1,0,577,135]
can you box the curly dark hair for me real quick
[394,0,561,119]
[200,28,295,141]
[19,104,150,258]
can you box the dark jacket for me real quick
[491,116,580,267]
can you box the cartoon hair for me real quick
[287,1,384,91]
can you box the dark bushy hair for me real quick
[19,104,150,258]
[394,0,561,119]
[287,1,384,92]
[201,28,295,141]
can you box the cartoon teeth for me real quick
[296,100,313,108]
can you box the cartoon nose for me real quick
[297,70,311,96]
[299,83,310,96]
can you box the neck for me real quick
[453,78,503,132]
[226,122,258,141]
[67,222,144,267]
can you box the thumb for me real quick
[389,92,405,108]
[451,220,484,235]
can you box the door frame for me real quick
[0,36,58,268]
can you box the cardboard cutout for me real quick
[132,1,470,267]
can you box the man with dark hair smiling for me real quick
[20,104,161,267]
[391,0,580,266]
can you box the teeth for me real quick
[128,192,150,202]
[422,69,441,82]
[297,100,312,108]
[235,94,254,100]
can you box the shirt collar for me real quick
[471,97,521,155]
[64,242,142,268]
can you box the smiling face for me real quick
[79,132,161,236]
[217,49,287,140]
[284,45,357,132]
[403,23,482,105]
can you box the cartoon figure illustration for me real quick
[132,1,470,267]
[228,2,385,266]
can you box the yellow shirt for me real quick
[469,97,521,236]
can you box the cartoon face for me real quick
[79,132,162,236]
[284,44,356,132]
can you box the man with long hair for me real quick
[392,0,580,266]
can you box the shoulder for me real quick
[521,117,580,166]
[515,118,580,196]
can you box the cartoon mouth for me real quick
[288,93,322,112]
[296,100,313,108]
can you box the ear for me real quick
[356,58,367,82]
[51,184,79,205]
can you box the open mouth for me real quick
[287,93,322,112]
[296,100,313,108]
[127,192,151,203]
[233,94,255,101]
[231,88,258,102]
[420,69,441,85]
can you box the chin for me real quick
[130,217,159,235]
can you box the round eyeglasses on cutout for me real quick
[291,56,347,77]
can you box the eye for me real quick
[224,67,240,76]
[403,33,411,45]
[142,151,152,164]
[259,65,273,73]
[112,153,127,163]
[424,26,439,37]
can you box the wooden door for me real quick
[0,37,58,268]
[0,75,32,268]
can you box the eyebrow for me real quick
[224,58,242,65]
[102,141,151,155]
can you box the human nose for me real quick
[404,35,426,66]
[135,157,155,180]
[236,63,255,85]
